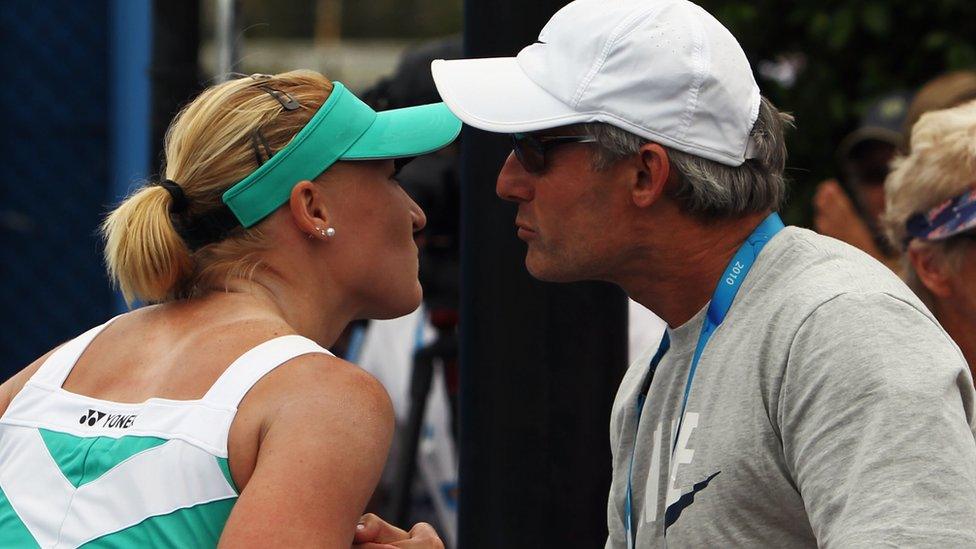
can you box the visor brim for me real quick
[341,102,462,160]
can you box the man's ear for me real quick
[288,180,331,237]
[908,244,953,298]
[631,142,671,209]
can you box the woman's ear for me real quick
[908,244,953,298]
[288,180,331,237]
[631,143,671,209]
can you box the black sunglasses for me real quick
[510,132,598,173]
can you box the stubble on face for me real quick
[521,150,629,283]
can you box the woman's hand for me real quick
[353,513,444,548]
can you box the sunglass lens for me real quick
[512,134,544,173]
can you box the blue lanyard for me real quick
[624,212,785,548]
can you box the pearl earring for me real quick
[325,227,336,238]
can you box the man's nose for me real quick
[496,152,534,203]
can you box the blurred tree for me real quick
[235,0,316,38]
[219,0,461,41]
[342,0,461,40]
[314,0,342,43]
[697,0,976,225]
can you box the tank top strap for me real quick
[29,317,119,387]
[202,335,333,410]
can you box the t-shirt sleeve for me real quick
[780,292,976,548]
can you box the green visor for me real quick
[222,81,462,228]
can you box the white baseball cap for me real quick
[431,0,761,167]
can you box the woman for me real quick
[883,99,976,374]
[0,70,459,547]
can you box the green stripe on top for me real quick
[38,429,168,488]
[215,457,240,494]
[0,485,39,548]
[79,497,236,548]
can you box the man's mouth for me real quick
[515,220,537,240]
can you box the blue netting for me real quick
[0,0,114,379]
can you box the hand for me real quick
[813,179,882,257]
[353,513,444,549]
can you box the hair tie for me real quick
[158,179,189,214]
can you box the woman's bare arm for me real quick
[219,354,395,548]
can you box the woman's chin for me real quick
[370,283,423,320]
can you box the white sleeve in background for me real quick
[628,299,667,366]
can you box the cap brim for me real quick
[837,126,903,160]
[341,102,462,160]
[432,57,586,133]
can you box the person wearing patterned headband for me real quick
[0,70,458,547]
[883,99,976,373]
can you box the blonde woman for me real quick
[0,70,457,547]
[883,99,976,374]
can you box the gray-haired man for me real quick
[427,0,976,547]
[353,0,976,546]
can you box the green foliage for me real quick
[697,0,976,225]
[343,0,462,39]
[233,0,462,41]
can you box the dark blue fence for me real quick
[1,1,120,379]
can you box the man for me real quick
[356,0,976,547]
[814,92,911,274]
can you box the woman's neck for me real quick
[211,273,355,349]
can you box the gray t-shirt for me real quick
[607,227,976,548]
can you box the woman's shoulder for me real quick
[220,347,397,546]
[246,350,394,427]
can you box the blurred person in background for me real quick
[903,70,976,144]
[0,70,458,547]
[813,92,910,273]
[814,70,976,274]
[883,99,976,375]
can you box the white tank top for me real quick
[0,317,332,548]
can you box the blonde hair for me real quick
[882,98,976,248]
[102,70,335,305]
[882,99,976,300]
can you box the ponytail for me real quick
[102,184,194,305]
[100,69,335,305]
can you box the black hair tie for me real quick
[153,178,242,251]
[158,179,189,214]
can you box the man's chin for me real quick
[525,256,581,283]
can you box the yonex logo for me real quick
[79,408,137,429]
[79,409,105,426]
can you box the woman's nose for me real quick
[411,200,427,233]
